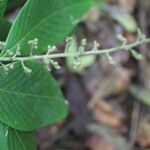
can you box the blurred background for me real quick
[2,0,150,149]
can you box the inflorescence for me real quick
[0,30,149,74]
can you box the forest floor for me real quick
[36,0,150,149]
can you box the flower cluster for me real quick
[0,30,149,74]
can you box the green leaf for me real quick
[111,13,138,32]
[0,0,7,19]
[66,36,95,74]
[2,0,93,56]
[129,85,150,106]
[0,122,36,150]
[0,61,68,131]
[0,18,11,41]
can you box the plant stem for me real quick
[0,38,150,62]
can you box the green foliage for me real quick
[2,0,93,56]
[0,0,93,149]
[0,122,36,150]
[0,61,68,131]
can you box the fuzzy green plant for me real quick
[0,0,150,149]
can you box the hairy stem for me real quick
[0,38,150,62]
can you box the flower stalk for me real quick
[0,37,149,62]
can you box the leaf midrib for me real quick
[6,1,88,52]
